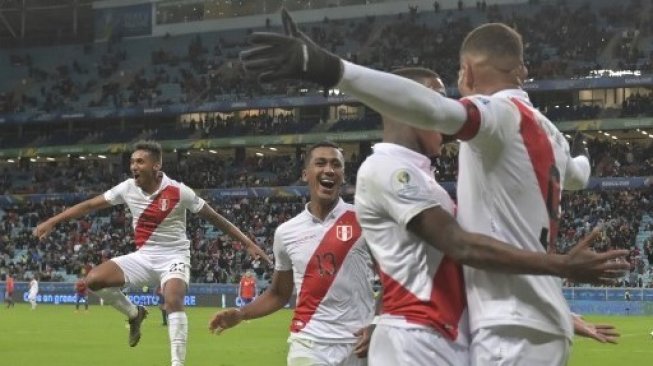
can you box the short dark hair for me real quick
[391,67,441,81]
[391,67,446,96]
[460,23,523,62]
[133,140,162,163]
[305,141,342,167]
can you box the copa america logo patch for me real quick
[159,198,169,211]
[336,225,353,241]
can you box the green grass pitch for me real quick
[1,304,652,365]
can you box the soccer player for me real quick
[34,140,270,366]
[238,270,257,307]
[4,273,15,308]
[239,13,629,365]
[75,277,89,312]
[28,275,38,310]
[209,142,376,366]
[355,67,627,365]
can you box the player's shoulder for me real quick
[274,209,310,237]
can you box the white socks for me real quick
[30,299,36,310]
[94,288,138,319]
[168,311,188,366]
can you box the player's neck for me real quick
[382,123,426,156]
[308,198,339,222]
[141,173,163,195]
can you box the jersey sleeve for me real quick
[455,95,520,147]
[180,184,206,213]
[103,180,129,206]
[272,227,293,272]
[371,162,447,229]
[563,155,591,190]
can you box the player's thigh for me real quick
[288,338,356,366]
[152,252,191,287]
[106,251,157,288]
[369,325,467,366]
[470,326,569,366]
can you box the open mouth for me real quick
[319,177,336,190]
[133,173,141,180]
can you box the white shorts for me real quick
[470,326,571,366]
[28,292,37,301]
[369,324,468,366]
[287,336,365,366]
[111,250,191,288]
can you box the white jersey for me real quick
[355,143,468,345]
[29,279,38,295]
[456,89,591,340]
[273,198,375,343]
[104,173,205,253]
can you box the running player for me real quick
[209,142,376,366]
[34,140,270,366]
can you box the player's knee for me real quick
[84,273,103,291]
[164,296,184,313]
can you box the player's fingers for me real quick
[240,45,279,63]
[248,32,293,46]
[595,249,630,262]
[595,268,629,278]
[281,8,299,37]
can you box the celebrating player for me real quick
[34,140,270,366]
[209,142,376,366]
[239,12,629,365]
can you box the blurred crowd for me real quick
[0,0,649,114]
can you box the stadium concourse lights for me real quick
[98,155,107,159]
[255,152,264,157]
[209,149,218,154]
[6,159,15,163]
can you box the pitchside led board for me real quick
[94,3,153,42]
[0,282,295,309]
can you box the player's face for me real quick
[302,147,345,205]
[130,149,161,187]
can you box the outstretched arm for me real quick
[33,195,111,240]
[197,204,273,266]
[408,206,629,283]
[338,61,468,135]
[209,270,294,333]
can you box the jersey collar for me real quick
[493,88,533,107]
[372,142,432,173]
[304,197,346,224]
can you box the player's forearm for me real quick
[239,290,289,320]
[453,232,564,276]
[337,61,467,134]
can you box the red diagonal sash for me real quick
[134,185,180,249]
[290,210,361,332]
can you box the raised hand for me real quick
[570,131,590,159]
[353,324,375,358]
[561,227,630,284]
[240,9,343,87]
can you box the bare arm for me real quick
[209,270,294,333]
[197,203,273,266]
[337,61,468,134]
[407,206,629,282]
[33,195,111,240]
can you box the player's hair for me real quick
[305,141,342,167]
[391,67,441,82]
[133,140,162,163]
[460,23,523,61]
[391,67,446,96]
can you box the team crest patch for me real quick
[336,225,353,241]
[159,198,170,211]
[395,169,410,184]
